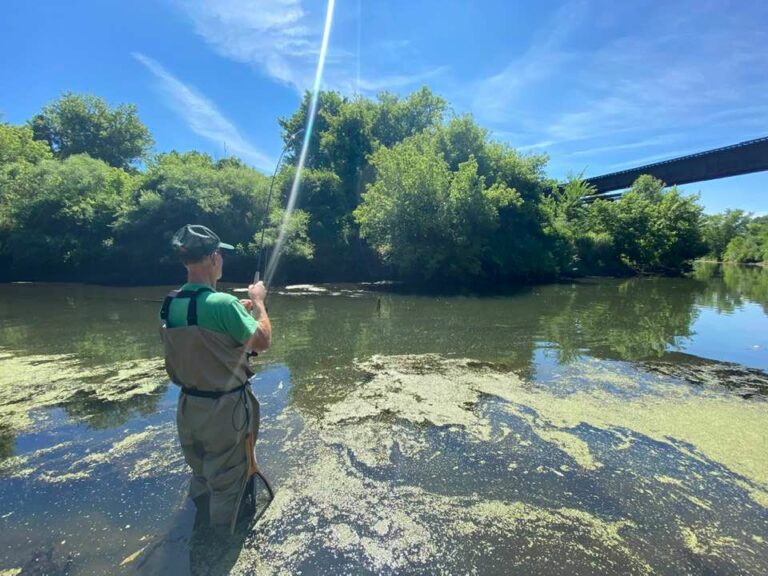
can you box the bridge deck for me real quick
[583,136,768,195]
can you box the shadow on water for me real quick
[128,478,275,576]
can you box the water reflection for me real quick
[62,390,164,430]
[693,262,768,313]
[540,277,703,363]
[1,268,767,449]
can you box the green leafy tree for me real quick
[277,88,447,278]
[30,93,153,169]
[3,154,133,276]
[0,123,52,165]
[114,152,312,281]
[724,220,768,264]
[0,124,54,250]
[584,175,706,273]
[373,87,446,148]
[355,132,523,283]
[701,209,751,260]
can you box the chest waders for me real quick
[160,287,273,533]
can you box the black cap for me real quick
[171,224,235,258]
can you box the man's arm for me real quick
[245,282,271,352]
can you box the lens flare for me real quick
[265,0,336,287]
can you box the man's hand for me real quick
[239,299,253,312]
[245,281,271,352]
[248,281,267,303]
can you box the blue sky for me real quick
[1,0,766,214]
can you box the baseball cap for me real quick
[171,224,235,258]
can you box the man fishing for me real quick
[159,224,272,533]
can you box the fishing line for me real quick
[356,0,361,96]
[264,0,336,288]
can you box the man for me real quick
[159,224,272,533]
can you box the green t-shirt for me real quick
[165,283,258,345]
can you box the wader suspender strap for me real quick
[161,285,254,395]
[160,287,215,326]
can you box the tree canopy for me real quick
[0,87,751,285]
[30,93,153,169]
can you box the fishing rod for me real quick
[253,128,304,285]
[242,131,303,524]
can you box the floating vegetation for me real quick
[0,348,167,437]
[644,352,768,397]
[0,424,184,483]
[3,347,768,574]
[231,434,654,575]
[219,354,768,575]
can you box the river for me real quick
[0,264,766,575]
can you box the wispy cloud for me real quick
[569,12,764,139]
[175,0,317,90]
[515,140,556,152]
[133,52,274,171]
[566,136,678,158]
[174,0,446,95]
[472,0,588,125]
[473,0,768,151]
[338,66,449,94]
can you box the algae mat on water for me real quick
[0,348,167,435]
[226,354,767,575]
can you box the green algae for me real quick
[505,404,602,470]
[680,523,743,558]
[6,346,767,574]
[251,352,764,573]
[645,354,768,396]
[491,370,768,507]
[0,424,184,483]
[340,354,768,507]
[229,353,768,574]
[655,475,684,487]
[455,501,650,575]
[323,354,501,441]
[230,418,654,576]
[0,348,166,438]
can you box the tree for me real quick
[0,124,53,243]
[3,154,133,276]
[355,132,523,283]
[113,152,312,281]
[277,88,447,278]
[30,93,153,169]
[582,175,706,273]
[724,220,768,264]
[701,209,751,260]
[372,87,446,148]
[0,123,52,166]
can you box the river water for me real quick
[0,264,766,575]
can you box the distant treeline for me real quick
[0,90,764,286]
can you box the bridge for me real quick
[582,136,768,198]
